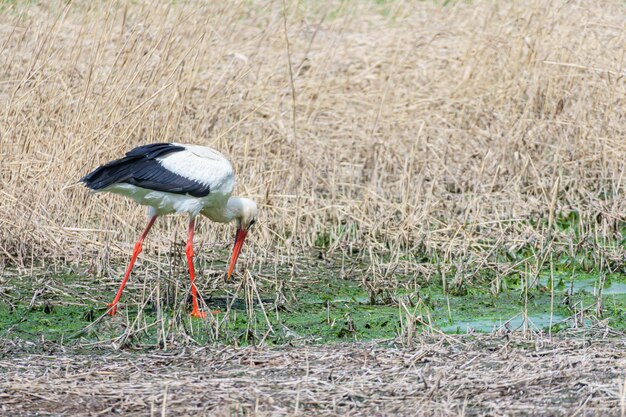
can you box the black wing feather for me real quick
[124,143,185,159]
[81,143,211,197]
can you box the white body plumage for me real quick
[97,143,237,219]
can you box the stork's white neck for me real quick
[201,196,257,226]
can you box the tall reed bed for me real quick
[0,1,624,287]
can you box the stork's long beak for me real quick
[226,227,248,281]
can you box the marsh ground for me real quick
[3,259,626,347]
[2,260,626,415]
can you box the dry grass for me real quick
[2,333,626,416]
[0,0,624,282]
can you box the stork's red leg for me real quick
[107,215,158,316]
[186,218,207,318]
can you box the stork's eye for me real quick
[248,219,256,229]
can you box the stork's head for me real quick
[235,197,258,231]
[226,197,258,281]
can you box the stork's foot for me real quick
[107,303,118,316]
[190,310,207,318]
[190,309,222,318]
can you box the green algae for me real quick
[1,266,625,348]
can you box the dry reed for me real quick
[1,333,625,416]
[0,0,624,287]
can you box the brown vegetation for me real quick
[2,333,625,416]
[0,0,624,279]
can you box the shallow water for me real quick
[441,312,566,334]
[443,273,626,334]
[541,275,626,296]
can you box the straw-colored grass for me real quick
[2,333,625,416]
[0,0,625,283]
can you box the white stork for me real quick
[81,143,258,318]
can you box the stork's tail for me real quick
[81,160,126,190]
[80,143,182,190]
